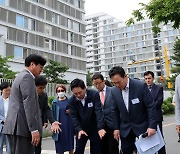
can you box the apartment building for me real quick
[85,13,180,80]
[0,0,86,82]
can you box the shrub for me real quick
[162,96,175,115]
[48,96,55,108]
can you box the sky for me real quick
[85,0,150,21]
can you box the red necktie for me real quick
[100,91,105,105]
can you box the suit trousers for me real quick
[0,133,10,154]
[74,130,101,154]
[101,126,119,154]
[157,122,166,154]
[120,129,137,154]
[7,134,34,154]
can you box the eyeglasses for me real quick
[57,89,65,93]
[93,81,103,86]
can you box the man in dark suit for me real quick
[109,66,157,154]
[35,75,60,154]
[92,73,119,154]
[69,78,106,154]
[144,71,166,154]
[2,54,46,154]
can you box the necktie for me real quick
[100,91,105,105]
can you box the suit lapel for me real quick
[104,86,110,106]
[115,87,129,115]
[128,79,134,113]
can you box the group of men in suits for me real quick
[1,53,166,154]
[69,66,166,154]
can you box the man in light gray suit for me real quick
[2,54,46,154]
[175,74,180,136]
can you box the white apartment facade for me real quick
[0,0,86,82]
[85,13,180,80]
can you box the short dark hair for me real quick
[144,71,154,78]
[70,78,86,91]
[25,54,46,67]
[109,66,126,78]
[0,82,11,91]
[35,75,47,86]
[92,73,104,81]
[56,84,66,93]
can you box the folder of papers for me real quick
[135,126,165,154]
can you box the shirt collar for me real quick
[3,97,9,102]
[101,85,106,92]
[124,78,129,90]
[25,68,35,78]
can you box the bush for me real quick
[48,96,55,108]
[162,96,175,115]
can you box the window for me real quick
[31,19,36,30]
[136,42,142,48]
[73,21,80,32]
[0,0,5,5]
[16,14,28,28]
[74,0,80,8]
[168,30,174,36]
[16,15,24,28]
[128,68,136,73]
[14,46,23,59]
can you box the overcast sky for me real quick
[85,0,150,21]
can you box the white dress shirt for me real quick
[122,78,129,111]
[3,97,9,118]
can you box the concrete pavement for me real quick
[3,115,178,153]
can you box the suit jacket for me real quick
[2,69,42,137]
[69,89,104,135]
[0,96,5,132]
[100,86,114,129]
[38,92,55,125]
[175,74,180,125]
[150,84,163,121]
[111,78,157,137]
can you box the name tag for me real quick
[131,98,140,104]
[88,102,93,108]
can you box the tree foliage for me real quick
[126,0,180,33]
[43,60,69,84]
[86,71,93,86]
[0,55,16,79]
[170,38,180,88]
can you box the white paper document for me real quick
[135,126,165,154]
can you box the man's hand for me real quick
[98,129,106,139]
[43,123,48,128]
[147,128,156,137]
[78,130,88,139]
[31,131,40,146]
[114,130,120,141]
[65,109,70,114]
[51,121,61,133]
[176,125,180,134]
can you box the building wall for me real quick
[0,0,86,83]
[85,13,180,80]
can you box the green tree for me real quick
[170,38,180,88]
[0,55,16,79]
[86,71,93,86]
[43,60,69,84]
[126,0,180,33]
